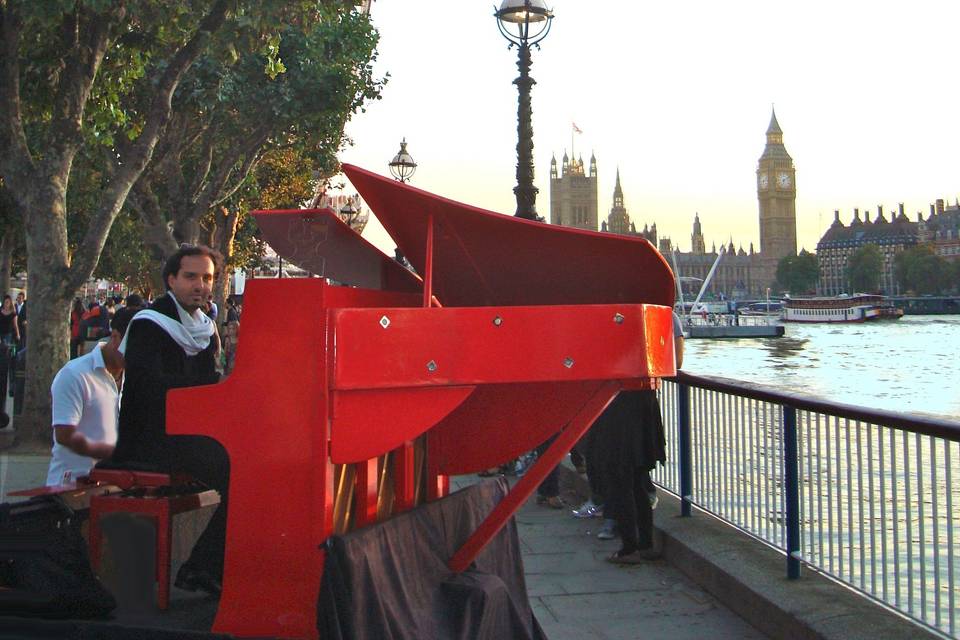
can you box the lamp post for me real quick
[495,0,553,221]
[389,138,417,183]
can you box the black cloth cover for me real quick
[318,477,547,640]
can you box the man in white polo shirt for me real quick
[46,307,136,486]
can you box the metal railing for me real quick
[653,371,960,638]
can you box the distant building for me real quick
[549,151,598,231]
[756,108,798,283]
[816,199,959,294]
[548,109,800,300]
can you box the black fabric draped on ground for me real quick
[318,477,547,640]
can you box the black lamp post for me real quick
[495,0,553,221]
[388,138,417,183]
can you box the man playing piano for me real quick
[108,244,227,596]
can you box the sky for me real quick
[339,1,960,256]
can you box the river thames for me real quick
[682,315,960,421]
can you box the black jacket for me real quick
[111,294,219,469]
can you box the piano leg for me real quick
[447,380,621,573]
[393,440,416,513]
[426,433,448,502]
[354,459,379,528]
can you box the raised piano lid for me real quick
[342,163,675,307]
[250,206,422,293]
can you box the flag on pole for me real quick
[572,122,583,134]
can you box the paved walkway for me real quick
[453,469,766,640]
[2,447,765,640]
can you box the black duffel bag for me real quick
[0,496,116,619]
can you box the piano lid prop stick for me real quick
[423,212,435,308]
[447,380,621,573]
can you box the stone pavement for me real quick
[1,447,766,640]
[452,469,767,640]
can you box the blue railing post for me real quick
[678,382,693,517]
[783,404,801,579]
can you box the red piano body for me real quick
[166,164,677,638]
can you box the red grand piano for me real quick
[166,164,677,639]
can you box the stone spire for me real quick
[612,168,624,208]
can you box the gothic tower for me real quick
[691,213,706,254]
[550,151,598,230]
[756,108,797,266]
[606,168,630,234]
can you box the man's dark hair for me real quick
[110,307,138,337]
[162,244,223,290]
[124,293,145,309]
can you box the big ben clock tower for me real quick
[756,108,797,279]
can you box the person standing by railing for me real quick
[597,311,684,564]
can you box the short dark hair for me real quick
[110,307,138,337]
[124,293,145,309]
[162,244,223,290]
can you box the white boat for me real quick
[782,294,904,323]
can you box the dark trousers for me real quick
[605,464,654,553]
[535,436,559,498]
[166,435,230,579]
[582,427,607,506]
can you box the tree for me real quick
[0,180,25,295]
[776,249,819,294]
[127,11,383,281]
[894,244,951,295]
[846,244,883,293]
[0,2,333,446]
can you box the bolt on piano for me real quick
[166,164,678,638]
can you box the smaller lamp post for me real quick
[389,138,417,183]
[339,197,369,234]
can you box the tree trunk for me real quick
[211,206,240,329]
[18,187,72,449]
[0,231,12,296]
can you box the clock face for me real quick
[777,172,792,188]
[758,173,768,189]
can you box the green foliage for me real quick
[776,249,819,294]
[846,244,883,293]
[93,208,157,296]
[894,244,953,295]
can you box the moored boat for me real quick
[782,293,904,323]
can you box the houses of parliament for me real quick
[549,109,797,299]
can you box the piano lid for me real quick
[342,164,675,308]
[251,206,421,293]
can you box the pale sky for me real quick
[340,1,960,256]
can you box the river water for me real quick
[683,315,960,421]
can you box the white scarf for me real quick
[118,292,215,356]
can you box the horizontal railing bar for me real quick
[672,371,960,442]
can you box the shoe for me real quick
[174,566,222,596]
[536,495,564,509]
[571,500,602,519]
[596,519,617,540]
[606,548,662,564]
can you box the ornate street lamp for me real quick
[495,0,553,221]
[388,138,417,183]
